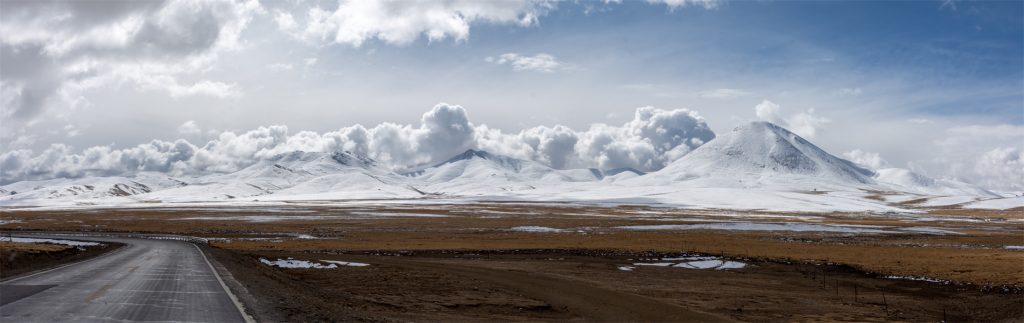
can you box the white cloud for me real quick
[833,87,863,96]
[0,0,263,140]
[273,9,297,31]
[973,147,1023,192]
[268,63,294,72]
[909,124,1024,192]
[907,118,934,124]
[487,53,563,72]
[753,100,830,139]
[0,104,715,183]
[296,0,555,47]
[786,108,830,139]
[754,100,784,124]
[842,149,888,169]
[699,88,750,99]
[648,0,721,10]
[177,120,201,135]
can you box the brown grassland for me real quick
[1,202,1022,321]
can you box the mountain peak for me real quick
[648,121,875,187]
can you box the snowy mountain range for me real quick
[0,122,1015,211]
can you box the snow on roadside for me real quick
[2,237,101,247]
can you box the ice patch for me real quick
[0,219,24,225]
[509,226,565,233]
[259,258,337,269]
[1005,246,1024,251]
[3,237,101,247]
[294,234,318,239]
[322,260,370,267]
[633,262,674,267]
[632,256,746,270]
[618,222,892,234]
[883,275,949,284]
[898,227,961,235]
[618,266,635,271]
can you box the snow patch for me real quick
[618,222,892,234]
[632,256,746,270]
[3,237,101,247]
[321,260,370,267]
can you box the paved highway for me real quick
[0,236,247,322]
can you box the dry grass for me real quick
[2,203,1022,286]
[0,241,69,252]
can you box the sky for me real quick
[1,0,1022,191]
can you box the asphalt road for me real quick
[0,236,247,322]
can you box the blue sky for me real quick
[1,0,1022,190]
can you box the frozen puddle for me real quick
[260,257,369,269]
[3,237,102,247]
[631,256,746,270]
[322,260,370,267]
[898,227,961,235]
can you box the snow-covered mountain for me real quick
[873,168,999,198]
[633,121,876,189]
[404,149,601,194]
[1,123,1016,211]
[0,173,187,205]
[149,151,423,202]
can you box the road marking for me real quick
[194,244,255,323]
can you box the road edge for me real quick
[0,238,126,284]
[194,244,257,323]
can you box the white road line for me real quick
[194,244,256,323]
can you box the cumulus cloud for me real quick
[753,99,831,138]
[0,104,715,183]
[177,120,201,135]
[754,100,784,124]
[294,0,555,47]
[842,149,888,169]
[0,0,262,139]
[928,124,1024,192]
[486,53,563,72]
[973,147,1023,192]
